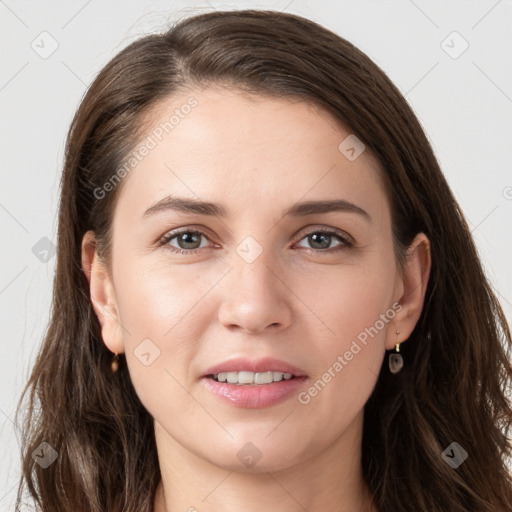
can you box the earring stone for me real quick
[389,342,403,374]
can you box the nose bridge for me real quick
[230,233,280,298]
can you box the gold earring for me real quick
[389,332,404,374]
[111,352,119,373]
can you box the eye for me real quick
[295,228,353,253]
[158,229,213,255]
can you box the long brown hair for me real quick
[15,9,512,511]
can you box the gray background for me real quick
[1,0,511,508]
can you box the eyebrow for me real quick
[142,195,371,222]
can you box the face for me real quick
[84,87,428,473]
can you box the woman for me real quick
[14,9,512,512]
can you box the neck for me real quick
[152,410,376,512]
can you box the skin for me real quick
[81,87,431,512]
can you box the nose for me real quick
[217,247,293,334]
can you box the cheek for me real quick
[114,257,225,340]
[113,259,223,413]
[291,257,395,417]
[294,256,397,346]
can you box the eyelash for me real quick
[157,227,354,256]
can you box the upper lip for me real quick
[203,357,307,378]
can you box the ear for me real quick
[385,232,431,350]
[81,230,125,354]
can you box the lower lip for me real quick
[201,376,308,408]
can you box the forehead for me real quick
[114,87,388,221]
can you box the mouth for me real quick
[206,370,297,385]
[201,366,308,408]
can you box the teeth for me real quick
[213,371,293,385]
